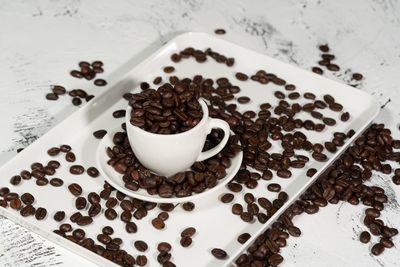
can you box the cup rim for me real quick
[126,97,209,137]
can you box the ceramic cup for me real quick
[126,98,231,177]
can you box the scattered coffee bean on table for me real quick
[134,240,148,252]
[214,29,226,35]
[93,129,107,139]
[211,248,228,259]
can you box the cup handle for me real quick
[197,118,231,162]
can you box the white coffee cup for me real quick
[126,98,231,177]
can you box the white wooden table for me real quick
[0,0,399,266]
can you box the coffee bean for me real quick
[72,97,82,106]
[54,211,65,222]
[163,66,175,73]
[10,175,21,186]
[65,152,76,162]
[237,96,250,104]
[93,129,107,139]
[136,255,147,266]
[88,192,100,204]
[36,178,49,186]
[152,218,165,230]
[112,109,126,118]
[312,152,327,162]
[268,254,284,266]
[232,203,243,215]
[221,193,234,203]
[134,240,148,252]
[68,183,82,196]
[105,208,117,220]
[77,216,93,226]
[94,79,107,86]
[70,165,85,175]
[20,205,35,217]
[228,183,242,192]
[327,64,340,71]
[180,236,192,247]
[181,227,196,237]
[211,248,227,259]
[46,93,59,100]
[47,147,61,156]
[312,67,323,75]
[50,178,64,187]
[87,167,99,178]
[214,29,226,35]
[52,85,66,95]
[35,207,47,220]
[21,193,34,205]
[244,193,255,204]
[352,73,363,80]
[380,238,394,248]
[267,183,281,192]
[75,197,87,210]
[235,72,248,81]
[10,198,22,210]
[182,202,195,211]
[237,233,251,244]
[277,169,292,178]
[157,242,172,253]
[323,117,336,126]
[288,226,301,237]
[371,243,385,256]
[319,44,329,52]
[341,112,350,122]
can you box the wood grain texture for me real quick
[0,0,399,266]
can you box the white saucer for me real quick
[96,127,243,203]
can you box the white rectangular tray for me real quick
[0,32,379,267]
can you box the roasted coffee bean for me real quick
[163,66,175,73]
[97,234,112,245]
[152,218,165,230]
[72,97,82,106]
[211,248,227,259]
[10,175,21,185]
[237,233,251,244]
[312,67,323,75]
[221,193,234,203]
[380,238,394,248]
[46,93,59,100]
[312,152,327,162]
[77,216,93,226]
[87,167,99,178]
[49,178,63,187]
[65,152,76,162]
[327,64,340,71]
[244,193,255,204]
[20,205,35,217]
[180,236,192,247]
[277,169,292,178]
[54,211,66,222]
[228,183,242,192]
[157,242,172,253]
[47,147,61,156]
[136,255,147,266]
[232,203,243,215]
[21,193,34,205]
[134,240,148,252]
[36,178,49,186]
[323,117,336,126]
[237,96,250,104]
[240,212,253,222]
[268,254,284,266]
[20,170,31,180]
[214,29,226,34]
[75,197,87,210]
[121,210,132,222]
[4,192,18,201]
[288,226,301,237]
[88,203,101,217]
[267,183,281,192]
[105,208,117,220]
[94,79,107,86]
[182,202,195,211]
[319,44,329,52]
[93,129,107,139]
[70,165,84,174]
[68,183,82,196]
[88,192,100,204]
[35,207,47,220]
[52,85,66,95]
[48,160,61,169]
[181,227,196,237]
[235,72,248,81]
[112,109,126,118]
[10,198,22,210]
[371,243,385,256]
[352,73,363,80]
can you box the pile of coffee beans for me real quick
[234,123,399,266]
[3,41,399,267]
[128,80,204,134]
[107,127,242,197]
[170,47,235,67]
[311,44,363,83]
[45,60,108,105]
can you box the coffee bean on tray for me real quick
[93,129,107,139]
[68,183,82,196]
[211,248,228,259]
[70,165,85,175]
